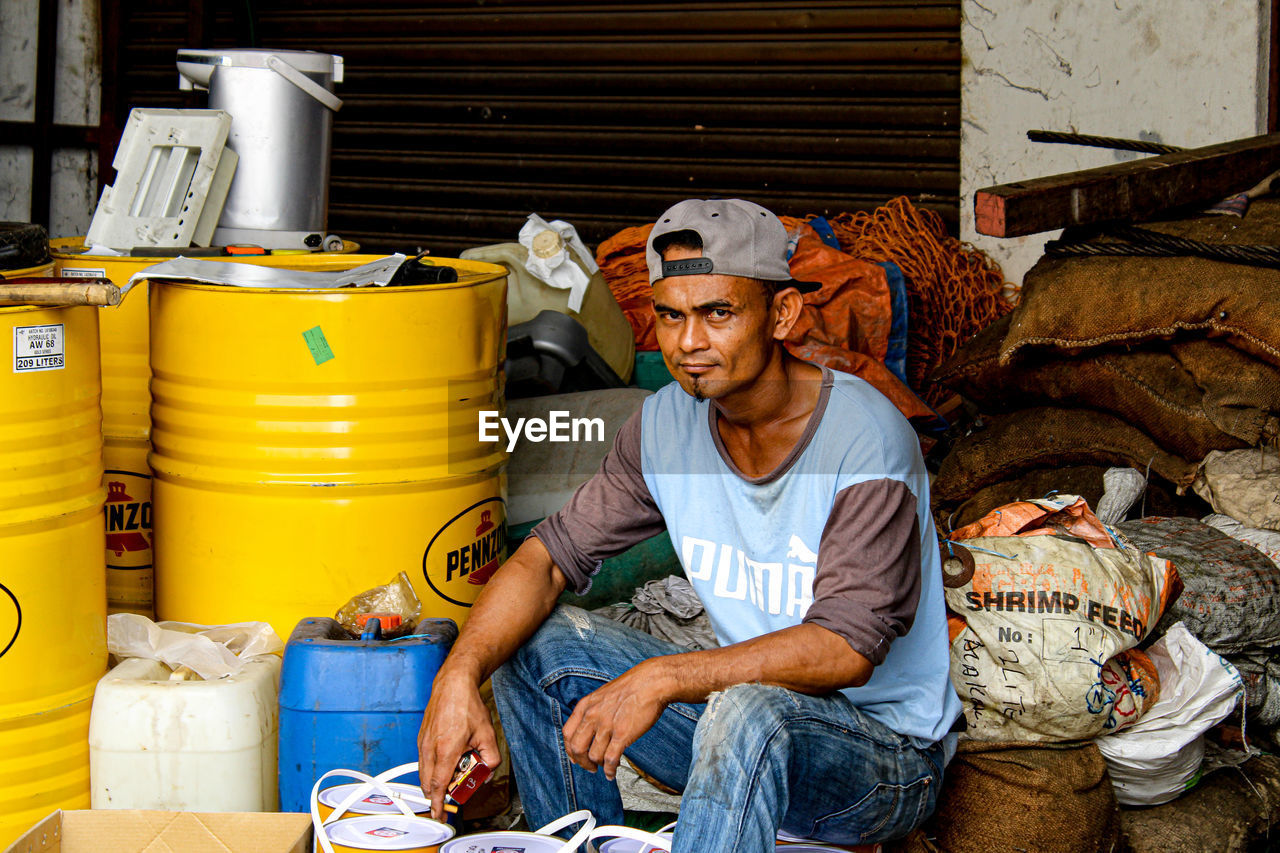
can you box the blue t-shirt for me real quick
[534,367,961,744]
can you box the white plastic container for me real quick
[88,653,281,810]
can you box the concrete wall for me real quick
[961,0,1271,289]
[0,0,38,222]
[0,0,100,238]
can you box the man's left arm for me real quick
[563,478,922,779]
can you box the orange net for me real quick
[824,197,1013,406]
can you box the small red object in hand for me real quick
[446,750,493,805]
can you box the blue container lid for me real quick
[280,617,457,713]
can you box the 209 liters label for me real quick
[14,324,65,372]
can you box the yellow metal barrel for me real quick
[0,304,106,849]
[49,240,361,618]
[0,262,54,279]
[149,258,508,637]
[49,243,157,618]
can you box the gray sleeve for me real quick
[803,478,922,666]
[529,410,666,594]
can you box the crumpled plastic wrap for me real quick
[334,571,422,638]
[517,213,598,313]
[107,613,282,680]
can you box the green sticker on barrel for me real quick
[303,326,334,365]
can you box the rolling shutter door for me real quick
[111,1,959,255]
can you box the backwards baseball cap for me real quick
[645,198,821,294]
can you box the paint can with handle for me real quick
[312,766,455,853]
[440,809,596,853]
[588,823,674,853]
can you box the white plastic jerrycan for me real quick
[88,653,280,810]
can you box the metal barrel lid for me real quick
[319,782,429,815]
[597,834,673,853]
[440,830,572,853]
[325,815,455,851]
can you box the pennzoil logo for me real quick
[104,472,152,565]
[0,582,19,660]
[423,498,507,607]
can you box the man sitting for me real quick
[418,198,960,851]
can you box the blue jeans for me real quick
[491,606,946,852]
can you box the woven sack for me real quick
[946,496,1176,741]
[1120,753,1280,853]
[1192,448,1280,531]
[923,741,1120,853]
[936,466,1207,532]
[1116,516,1280,653]
[935,319,1253,460]
[938,465,1108,531]
[1202,513,1280,566]
[1001,200,1280,368]
[1172,340,1280,447]
[1225,651,1280,730]
[931,407,1197,509]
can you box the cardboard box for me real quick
[3,810,312,853]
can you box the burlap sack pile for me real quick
[931,202,1280,528]
[900,742,1122,853]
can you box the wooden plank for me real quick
[973,132,1280,238]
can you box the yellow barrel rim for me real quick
[148,261,507,296]
[48,238,364,257]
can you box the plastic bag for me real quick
[334,571,422,638]
[517,213,598,313]
[106,613,282,680]
[1095,622,1244,806]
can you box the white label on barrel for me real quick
[60,267,107,279]
[13,324,65,372]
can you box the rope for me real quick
[1027,130,1185,156]
[823,197,1013,406]
[1045,224,1280,269]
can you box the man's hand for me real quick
[417,669,501,822]
[562,659,672,781]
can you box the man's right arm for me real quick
[417,535,566,820]
[417,410,663,819]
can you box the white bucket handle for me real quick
[265,53,343,111]
[310,767,422,853]
[586,823,676,853]
[534,809,598,853]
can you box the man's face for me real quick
[651,245,780,403]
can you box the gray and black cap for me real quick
[645,198,821,294]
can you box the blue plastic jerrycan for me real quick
[277,615,458,812]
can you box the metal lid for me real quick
[440,831,571,853]
[177,48,343,78]
[598,834,673,853]
[318,782,428,815]
[325,815,454,850]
